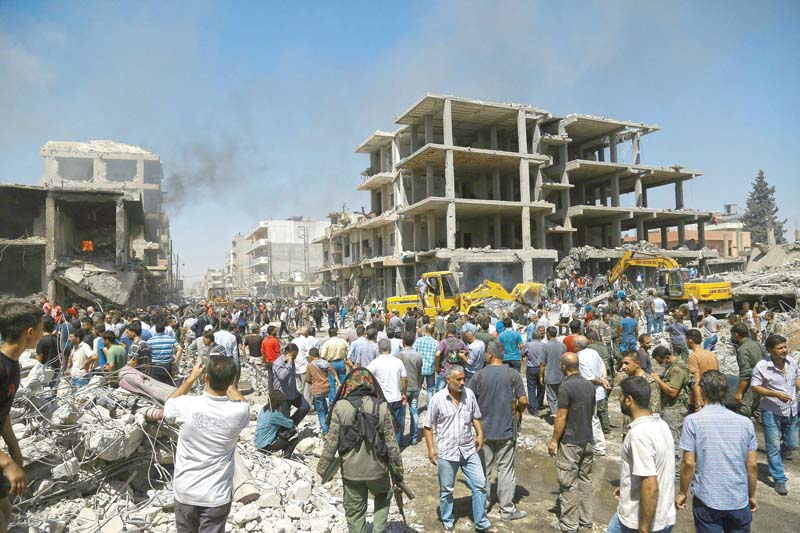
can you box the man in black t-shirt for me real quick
[243,325,263,360]
[35,315,60,368]
[0,301,44,528]
[548,352,596,533]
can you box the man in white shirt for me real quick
[416,276,429,309]
[575,336,608,456]
[559,301,572,335]
[164,355,250,533]
[607,376,676,533]
[652,296,667,333]
[367,339,407,446]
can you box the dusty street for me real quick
[390,386,800,532]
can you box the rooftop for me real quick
[40,140,158,159]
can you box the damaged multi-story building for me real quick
[317,93,717,301]
[0,141,175,307]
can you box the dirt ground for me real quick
[387,384,800,533]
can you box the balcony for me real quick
[247,239,269,254]
[251,256,270,269]
[253,274,270,284]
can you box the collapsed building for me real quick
[0,141,176,307]
[317,94,716,301]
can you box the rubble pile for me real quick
[720,259,800,300]
[9,354,348,533]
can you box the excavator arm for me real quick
[607,250,680,285]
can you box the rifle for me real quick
[388,462,414,525]
[320,454,342,485]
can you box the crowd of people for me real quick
[0,284,796,533]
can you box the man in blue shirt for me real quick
[619,309,638,353]
[497,318,523,371]
[255,390,298,457]
[147,320,182,385]
[676,370,758,532]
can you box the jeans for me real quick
[607,512,674,533]
[313,395,329,434]
[343,477,391,533]
[280,395,310,427]
[645,312,654,336]
[174,500,231,533]
[435,375,447,393]
[525,366,544,413]
[437,452,491,530]
[690,309,699,327]
[388,400,404,446]
[692,496,751,533]
[400,390,420,444]
[339,316,346,328]
[762,410,799,484]
[703,334,718,352]
[328,359,346,404]
[479,439,519,518]
[423,374,436,409]
[655,312,664,333]
[328,318,336,329]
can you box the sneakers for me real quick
[500,510,527,522]
[775,482,788,495]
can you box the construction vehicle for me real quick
[601,250,733,313]
[207,287,228,304]
[386,271,543,317]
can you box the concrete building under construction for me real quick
[0,141,176,307]
[317,94,715,301]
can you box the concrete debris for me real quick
[10,353,348,533]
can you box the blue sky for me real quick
[2,0,798,282]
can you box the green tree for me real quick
[741,169,786,244]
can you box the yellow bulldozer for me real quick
[603,250,733,314]
[386,271,543,317]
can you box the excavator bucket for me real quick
[510,282,543,307]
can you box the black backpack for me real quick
[338,397,388,460]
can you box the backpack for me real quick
[338,397,389,460]
[445,336,461,364]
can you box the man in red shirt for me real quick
[563,320,583,352]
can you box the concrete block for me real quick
[52,457,80,480]
[257,486,281,508]
[100,516,124,533]
[286,503,303,519]
[294,437,317,456]
[234,502,260,525]
[287,479,311,503]
[85,423,143,461]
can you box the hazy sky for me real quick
[2,1,798,282]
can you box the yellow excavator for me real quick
[386,271,543,317]
[604,250,733,313]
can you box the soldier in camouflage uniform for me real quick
[650,345,690,476]
[732,322,767,423]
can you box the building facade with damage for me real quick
[0,141,176,307]
[245,218,328,298]
[317,93,716,301]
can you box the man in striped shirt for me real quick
[146,320,182,385]
[414,325,438,409]
[424,365,494,532]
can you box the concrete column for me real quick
[612,219,623,246]
[597,147,605,162]
[560,189,571,221]
[410,125,418,153]
[379,145,388,173]
[535,214,546,249]
[675,180,684,209]
[94,158,108,182]
[636,218,646,242]
[523,260,533,281]
[492,169,501,201]
[531,120,542,154]
[517,109,528,154]
[396,266,406,296]
[115,200,126,267]
[443,99,454,147]
[634,175,643,207]
[446,202,456,249]
[409,170,416,205]
[424,115,433,144]
[559,144,569,184]
[45,195,56,299]
[521,206,531,249]
[426,163,435,197]
[610,173,620,207]
[609,133,618,163]
[632,132,641,165]
[494,214,502,248]
[427,214,436,248]
[413,217,422,251]
[677,223,686,246]
[391,136,400,172]
[599,184,608,207]
[660,227,669,249]
[563,232,574,255]
[445,150,455,199]
[533,166,543,201]
[577,183,586,205]
[697,220,706,248]
[490,126,498,150]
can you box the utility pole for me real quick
[296,224,310,296]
